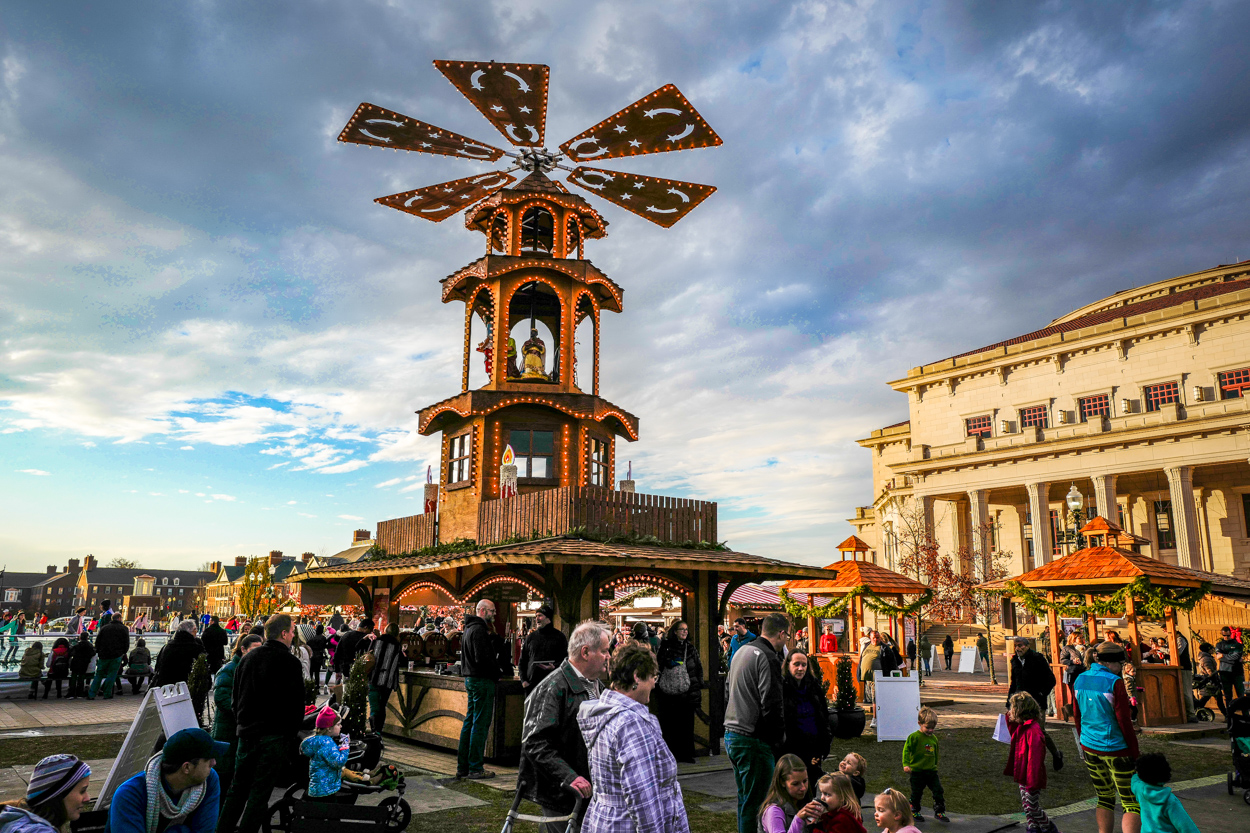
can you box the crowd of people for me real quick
[0,600,1240,833]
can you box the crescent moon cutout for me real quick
[470,70,485,90]
[358,129,392,143]
[503,70,531,93]
[643,107,683,118]
[365,118,406,127]
[667,187,690,203]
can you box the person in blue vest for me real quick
[1072,641,1140,833]
[107,728,226,833]
[727,618,757,669]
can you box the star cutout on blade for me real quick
[633,181,645,189]
[613,125,627,133]
[490,105,504,112]
[420,142,432,148]
[620,194,631,200]
[519,106,532,114]
[628,139,641,147]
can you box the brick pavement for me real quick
[0,694,142,730]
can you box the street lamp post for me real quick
[1058,483,1087,555]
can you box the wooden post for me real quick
[1165,607,1180,668]
[807,611,818,654]
[1085,593,1097,644]
[1125,594,1141,667]
[1046,591,1064,715]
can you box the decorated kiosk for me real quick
[977,517,1211,728]
[779,537,931,696]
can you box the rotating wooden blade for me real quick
[559,85,722,163]
[339,103,505,162]
[375,171,517,222]
[434,60,549,147]
[566,167,715,227]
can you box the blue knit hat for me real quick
[27,754,90,804]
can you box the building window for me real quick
[1219,367,1250,399]
[965,415,992,438]
[1025,538,1035,570]
[1144,381,1179,412]
[162,578,168,585]
[1079,394,1110,421]
[1049,510,1062,557]
[1020,405,1049,429]
[588,437,609,486]
[4,590,18,603]
[1153,500,1176,549]
[508,429,555,479]
[173,578,179,586]
[447,432,472,484]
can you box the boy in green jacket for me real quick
[1131,754,1199,833]
[902,706,948,822]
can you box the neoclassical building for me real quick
[851,260,1250,580]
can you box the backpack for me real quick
[50,651,70,678]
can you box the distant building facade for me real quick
[204,551,309,617]
[852,260,1250,581]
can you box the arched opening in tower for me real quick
[574,294,596,392]
[519,206,554,256]
[507,281,561,382]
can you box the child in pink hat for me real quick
[300,706,350,799]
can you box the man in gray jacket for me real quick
[724,611,789,833]
[520,621,609,832]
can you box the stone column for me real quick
[1091,473,1118,523]
[968,489,990,580]
[918,494,936,541]
[1026,482,1053,565]
[1164,466,1201,569]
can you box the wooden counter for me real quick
[382,670,525,764]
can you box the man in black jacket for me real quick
[521,621,608,833]
[88,613,130,700]
[219,614,304,833]
[457,599,499,780]
[1007,636,1064,770]
[202,616,229,674]
[156,621,207,687]
[520,604,568,693]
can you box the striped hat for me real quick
[27,754,90,804]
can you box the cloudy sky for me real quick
[4,1,1250,571]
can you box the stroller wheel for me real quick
[378,796,411,830]
[1196,707,1215,722]
[1244,789,1250,807]
[1230,771,1236,795]
[264,797,295,833]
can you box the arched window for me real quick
[490,214,508,254]
[520,206,554,255]
[566,216,581,258]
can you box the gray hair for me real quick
[177,619,197,634]
[1013,636,1030,647]
[568,620,610,660]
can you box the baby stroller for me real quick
[265,702,411,832]
[1191,671,1221,722]
[1226,695,1250,805]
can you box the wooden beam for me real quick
[1165,607,1180,669]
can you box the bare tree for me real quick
[106,557,139,570]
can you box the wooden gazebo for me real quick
[782,558,929,693]
[978,518,1210,727]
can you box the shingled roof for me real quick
[994,546,1205,590]
[782,559,929,596]
[289,536,832,581]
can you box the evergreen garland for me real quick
[1003,577,1210,620]
[778,586,933,622]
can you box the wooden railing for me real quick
[377,513,437,555]
[477,485,717,547]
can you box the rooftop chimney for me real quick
[47,565,57,575]
[235,556,247,567]
[301,552,314,563]
[67,558,80,572]
[83,555,96,572]
[269,550,283,566]
[353,529,371,544]
[208,561,221,575]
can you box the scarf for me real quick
[143,754,207,833]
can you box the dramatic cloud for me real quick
[3,1,1250,565]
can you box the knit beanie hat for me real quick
[315,704,340,730]
[27,754,90,805]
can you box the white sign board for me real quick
[957,645,983,673]
[930,645,940,667]
[874,671,921,742]
[97,682,200,808]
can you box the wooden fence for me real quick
[376,513,437,555]
[477,485,717,546]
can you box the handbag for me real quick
[657,643,690,695]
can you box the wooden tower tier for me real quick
[416,171,639,544]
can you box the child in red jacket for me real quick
[1004,692,1059,833]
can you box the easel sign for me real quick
[957,645,982,673]
[874,671,920,742]
[96,683,200,809]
